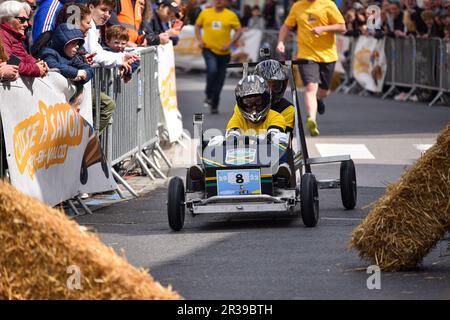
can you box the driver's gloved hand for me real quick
[271,132,289,145]
[208,135,225,146]
[225,129,241,144]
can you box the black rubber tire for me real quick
[300,173,319,227]
[167,176,185,231]
[340,160,357,210]
[80,159,88,185]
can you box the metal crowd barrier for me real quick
[335,36,357,94]
[0,45,173,214]
[443,41,450,97]
[91,46,172,197]
[340,35,449,106]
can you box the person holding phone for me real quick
[0,1,48,78]
[0,38,19,81]
[140,0,181,46]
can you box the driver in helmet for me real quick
[254,59,295,133]
[231,60,295,134]
[225,74,287,142]
[214,74,291,181]
[189,75,291,185]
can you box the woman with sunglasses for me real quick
[0,0,48,78]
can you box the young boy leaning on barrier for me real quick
[188,75,292,185]
[85,0,140,134]
[41,23,94,104]
[104,25,140,83]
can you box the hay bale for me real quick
[349,124,450,271]
[0,181,182,299]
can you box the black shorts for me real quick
[298,60,336,90]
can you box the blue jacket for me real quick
[41,23,94,84]
[32,0,70,43]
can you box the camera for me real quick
[259,47,271,59]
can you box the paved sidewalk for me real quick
[76,139,191,213]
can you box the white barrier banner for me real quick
[157,41,184,143]
[173,25,205,71]
[0,73,116,206]
[174,25,262,71]
[352,36,387,92]
[335,35,351,75]
[230,29,262,64]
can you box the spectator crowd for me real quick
[0,0,448,116]
[0,0,191,134]
[343,0,450,40]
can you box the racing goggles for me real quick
[267,80,284,94]
[241,95,264,113]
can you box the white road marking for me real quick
[414,144,433,153]
[315,144,375,159]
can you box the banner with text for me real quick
[157,41,184,143]
[174,25,262,71]
[335,34,352,75]
[352,36,387,92]
[0,73,116,206]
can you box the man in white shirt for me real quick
[85,0,139,71]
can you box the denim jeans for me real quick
[202,48,231,109]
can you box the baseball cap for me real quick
[353,2,364,10]
[158,0,180,13]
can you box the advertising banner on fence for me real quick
[173,25,262,71]
[157,41,184,143]
[0,73,116,206]
[173,25,205,71]
[335,34,351,75]
[352,36,387,92]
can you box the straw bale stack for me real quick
[0,181,181,299]
[349,124,450,271]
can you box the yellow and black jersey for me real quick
[271,98,295,132]
[227,105,286,135]
[232,99,295,132]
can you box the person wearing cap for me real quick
[195,0,242,114]
[277,0,346,137]
[139,0,182,46]
[40,23,94,84]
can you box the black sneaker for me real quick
[211,107,219,114]
[188,165,204,180]
[276,163,292,182]
[317,99,325,115]
[204,98,213,109]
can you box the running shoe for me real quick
[317,99,326,115]
[306,117,320,136]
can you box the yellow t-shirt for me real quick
[227,106,286,135]
[195,8,241,55]
[284,0,345,63]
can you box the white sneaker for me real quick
[394,92,407,101]
[409,95,418,102]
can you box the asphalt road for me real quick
[76,71,450,300]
